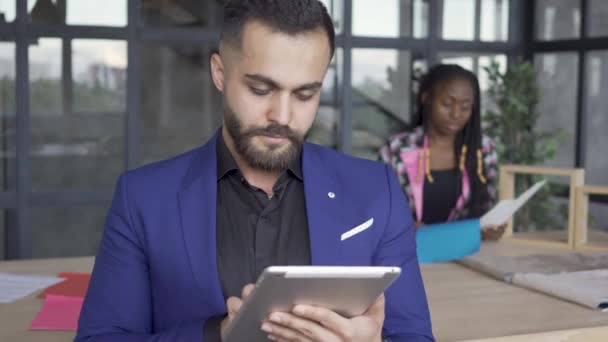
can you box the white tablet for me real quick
[223,266,401,342]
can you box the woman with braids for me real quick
[379,64,505,240]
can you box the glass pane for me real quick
[353,0,427,38]
[439,53,509,89]
[72,40,127,113]
[588,201,608,248]
[534,52,578,167]
[585,51,608,185]
[141,0,223,27]
[442,0,475,40]
[513,174,570,243]
[352,49,412,160]
[535,0,581,41]
[140,42,221,165]
[0,210,13,260]
[308,49,342,149]
[29,38,62,115]
[319,0,344,34]
[0,1,16,23]
[478,55,507,116]
[30,39,127,191]
[477,55,507,93]
[481,0,509,41]
[27,0,127,26]
[440,54,474,71]
[0,210,4,259]
[32,206,107,258]
[0,42,15,191]
[588,0,608,37]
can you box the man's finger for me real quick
[267,312,341,341]
[242,283,255,300]
[261,320,316,342]
[292,304,350,335]
[366,294,385,316]
[226,296,243,315]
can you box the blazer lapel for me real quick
[302,145,346,266]
[178,133,225,310]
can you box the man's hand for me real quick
[260,294,385,342]
[220,284,255,340]
[481,223,507,241]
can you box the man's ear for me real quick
[210,52,226,92]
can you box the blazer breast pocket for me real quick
[340,217,374,241]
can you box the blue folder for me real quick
[415,219,481,263]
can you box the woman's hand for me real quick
[481,223,506,241]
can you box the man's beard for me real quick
[224,107,304,172]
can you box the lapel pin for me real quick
[328,192,336,199]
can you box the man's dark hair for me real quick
[220,0,335,59]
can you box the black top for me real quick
[204,135,311,340]
[421,169,461,224]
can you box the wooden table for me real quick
[462,326,608,342]
[1,243,608,342]
[423,263,608,341]
[0,257,93,342]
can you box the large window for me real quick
[531,0,608,236]
[30,39,127,191]
[0,42,15,194]
[353,0,428,38]
[534,52,579,168]
[27,0,127,26]
[0,0,547,259]
[352,49,412,159]
[140,42,220,165]
[585,51,608,185]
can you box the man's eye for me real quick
[250,87,271,96]
[296,93,315,101]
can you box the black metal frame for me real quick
[0,0,548,259]
[527,0,608,207]
[527,0,608,169]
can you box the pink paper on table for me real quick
[29,294,84,331]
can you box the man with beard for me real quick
[76,1,434,341]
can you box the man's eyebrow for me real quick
[245,74,322,92]
[244,74,280,88]
[294,82,323,92]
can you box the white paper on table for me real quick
[0,272,64,303]
[480,180,547,228]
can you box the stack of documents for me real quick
[0,273,63,303]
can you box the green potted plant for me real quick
[484,60,566,234]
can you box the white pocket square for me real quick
[340,218,374,241]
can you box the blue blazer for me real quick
[76,134,434,342]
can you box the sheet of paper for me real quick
[0,272,64,303]
[480,180,547,228]
[29,295,84,331]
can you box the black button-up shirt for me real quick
[204,135,311,340]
